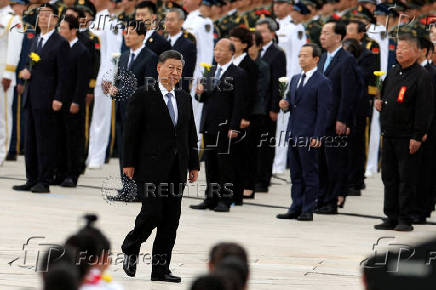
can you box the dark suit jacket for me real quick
[23,31,69,110]
[172,34,197,93]
[261,43,287,113]
[238,54,258,119]
[146,30,171,56]
[62,41,90,108]
[318,47,360,128]
[285,70,333,139]
[197,64,246,135]
[123,84,199,183]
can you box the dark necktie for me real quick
[213,66,222,88]
[298,73,306,89]
[128,53,135,70]
[166,93,176,126]
[37,37,43,52]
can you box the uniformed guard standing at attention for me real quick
[374,31,434,232]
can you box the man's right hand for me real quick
[86,93,94,105]
[375,99,383,112]
[195,83,204,95]
[279,100,289,110]
[20,69,31,80]
[123,167,135,179]
[269,111,278,122]
[17,84,25,95]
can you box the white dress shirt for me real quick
[159,82,178,124]
[296,67,317,88]
[38,29,55,48]
[145,29,154,43]
[168,31,182,47]
[261,41,273,58]
[69,37,78,48]
[215,60,232,78]
[128,43,145,67]
[232,53,246,66]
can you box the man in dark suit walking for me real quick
[276,43,332,221]
[106,20,158,201]
[135,1,171,56]
[121,50,199,282]
[13,4,69,193]
[54,14,90,187]
[316,20,360,214]
[190,38,246,212]
[164,8,197,93]
[255,18,287,193]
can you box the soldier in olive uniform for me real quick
[303,0,324,47]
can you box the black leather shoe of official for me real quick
[60,177,77,188]
[190,201,214,210]
[394,224,414,231]
[316,206,337,215]
[31,183,50,193]
[276,211,299,219]
[411,216,427,225]
[255,183,268,193]
[151,273,181,283]
[13,183,35,191]
[123,254,137,277]
[5,153,17,161]
[374,220,397,230]
[297,213,313,221]
[214,202,230,212]
[347,188,361,196]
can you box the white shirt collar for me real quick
[40,29,55,44]
[216,60,232,75]
[232,53,246,66]
[158,82,176,98]
[168,31,182,46]
[327,45,342,59]
[302,66,317,78]
[145,29,154,43]
[420,59,429,67]
[130,43,145,55]
[261,41,273,57]
[69,37,78,48]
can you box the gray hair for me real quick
[158,50,185,66]
[168,8,185,20]
[255,18,278,32]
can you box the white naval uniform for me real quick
[87,9,122,168]
[365,24,388,176]
[183,9,214,134]
[273,18,307,174]
[0,6,23,164]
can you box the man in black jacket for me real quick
[254,18,287,193]
[135,1,171,56]
[55,14,90,187]
[13,4,69,193]
[375,32,433,231]
[121,50,199,282]
[190,38,246,212]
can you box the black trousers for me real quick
[256,115,277,187]
[318,133,349,207]
[55,109,85,180]
[121,159,183,275]
[415,130,436,218]
[203,132,235,207]
[24,107,56,186]
[347,115,367,189]
[381,137,421,224]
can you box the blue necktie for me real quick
[128,53,135,70]
[298,73,306,89]
[166,93,176,126]
[213,66,222,88]
[323,55,332,72]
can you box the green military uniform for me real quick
[362,35,381,96]
[305,17,323,47]
[216,10,238,37]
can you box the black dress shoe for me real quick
[255,184,268,193]
[60,177,77,188]
[151,273,181,283]
[374,220,397,230]
[123,254,137,277]
[411,216,427,225]
[31,183,50,193]
[297,213,313,221]
[347,188,361,196]
[316,206,337,215]
[13,183,35,191]
[394,224,414,231]
[5,153,17,161]
[276,211,299,219]
[190,201,214,210]
[214,202,230,212]
[234,200,243,206]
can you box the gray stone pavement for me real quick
[1,157,436,290]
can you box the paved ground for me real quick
[1,157,436,290]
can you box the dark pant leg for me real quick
[381,137,399,223]
[289,143,303,213]
[317,144,328,208]
[395,138,420,225]
[55,111,67,180]
[64,111,84,179]
[231,129,246,203]
[257,115,277,187]
[8,87,18,155]
[24,108,37,184]
[348,115,367,188]
[242,115,262,190]
[121,182,163,256]
[203,133,220,207]
[299,146,319,214]
[33,109,56,185]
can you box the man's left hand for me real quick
[52,100,62,111]
[409,139,422,154]
[228,130,239,139]
[2,78,11,92]
[188,170,198,183]
[70,103,79,114]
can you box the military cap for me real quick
[357,0,375,4]
[293,2,311,14]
